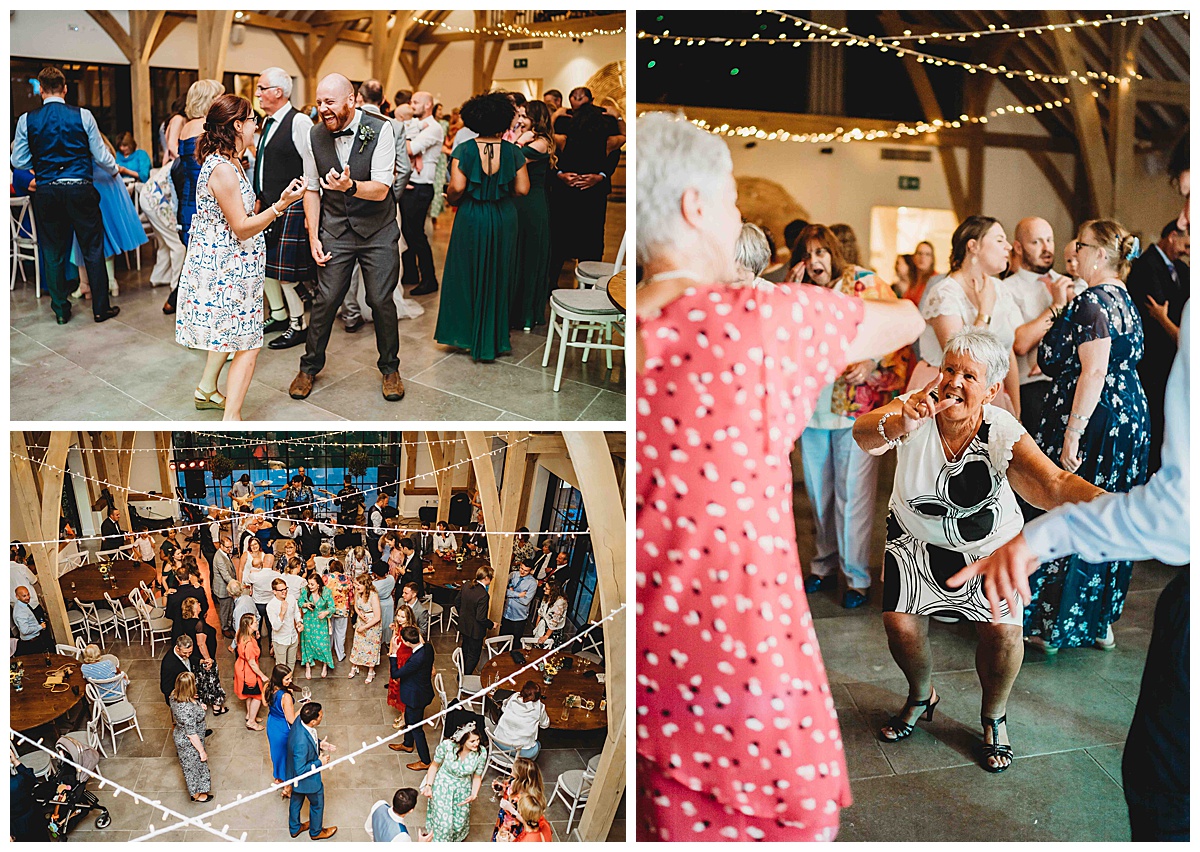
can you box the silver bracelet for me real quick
[1068,413,1089,423]
[877,411,905,449]
[1066,425,1085,435]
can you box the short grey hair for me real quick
[259,67,293,99]
[942,328,1010,386]
[636,112,733,265]
[735,223,771,277]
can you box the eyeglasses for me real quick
[1074,240,1098,252]
[255,85,282,94]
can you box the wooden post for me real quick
[562,432,626,842]
[463,431,513,628]
[425,431,455,523]
[100,431,130,533]
[490,432,529,621]
[11,432,73,644]
[154,431,175,498]
[87,11,163,153]
[197,10,236,82]
[371,11,414,97]
[1109,25,1144,226]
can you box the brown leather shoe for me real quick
[289,371,315,399]
[312,827,337,840]
[290,821,309,838]
[406,760,431,771]
[389,742,414,752]
[381,371,405,401]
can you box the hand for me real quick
[1145,294,1171,328]
[320,165,353,193]
[977,276,997,315]
[201,659,213,670]
[457,794,477,805]
[842,359,875,385]
[1060,428,1082,473]
[786,260,806,283]
[557,171,579,186]
[310,234,333,267]
[421,784,433,799]
[198,748,208,762]
[277,177,306,208]
[1049,276,1072,309]
[946,532,1040,623]
[571,173,603,189]
[898,378,955,433]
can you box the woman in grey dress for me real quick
[169,672,212,801]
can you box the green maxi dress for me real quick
[511,147,552,330]
[298,587,335,667]
[427,738,488,842]
[434,139,526,361]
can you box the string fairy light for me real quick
[410,14,624,39]
[820,10,1184,43]
[10,605,627,844]
[23,432,514,454]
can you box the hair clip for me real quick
[451,721,476,742]
[1126,236,1141,261]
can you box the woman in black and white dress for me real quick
[169,671,212,801]
[853,328,1102,773]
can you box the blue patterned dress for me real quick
[1025,282,1150,647]
[175,154,266,352]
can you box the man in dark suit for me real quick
[397,537,424,599]
[100,507,127,553]
[1126,220,1190,473]
[159,635,194,705]
[387,626,435,770]
[287,701,338,840]
[455,565,494,676]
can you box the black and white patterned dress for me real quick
[882,398,1026,623]
[170,699,211,797]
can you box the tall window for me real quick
[539,475,596,629]
[11,58,130,140]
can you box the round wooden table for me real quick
[604,270,626,313]
[10,654,86,732]
[60,560,156,604]
[423,554,489,593]
[480,648,607,732]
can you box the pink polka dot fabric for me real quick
[636,282,864,840]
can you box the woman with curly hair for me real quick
[434,92,530,361]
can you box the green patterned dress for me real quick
[430,118,451,218]
[433,139,526,361]
[427,738,488,842]
[511,146,552,330]
[298,586,335,667]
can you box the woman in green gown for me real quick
[298,573,335,677]
[434,93,530,361]
[511,100,555,331]
[419,723,488,842]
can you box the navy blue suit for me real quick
[394,643,435,763]
[286,720,325,837]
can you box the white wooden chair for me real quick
[520,637,540,650]
[55,643,83,660]
[138,582,166,617]
[75,599,117,649]
[104,592,141,645]
[541,288,624,392]
[96,545,134,563]
[85,682,143,754]
[484,635,514,660]
[9,196,40,297]
[64,700,108,758]
[549,762,596,835]
[451,647,485,713]
[486,732,518,778]
[423,594,444,637]
[133,595,172,656]
[573,231,626,289]
[576,624,604,665]
[446,605,460,639]
[84,672,128,707]
[10,741,52,780]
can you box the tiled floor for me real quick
[9,202,626,422]
[791,451,1164,842]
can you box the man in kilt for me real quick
[252,67,314,350]
[290,73,406,403]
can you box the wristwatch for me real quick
[345,180,357,197]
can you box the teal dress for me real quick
[511,147,552,330]
[298,587,335,667]
[434,139,526,361]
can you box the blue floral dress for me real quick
[1025,282,1150,647]
[175,154,266,352]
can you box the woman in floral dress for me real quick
[174,93,304,420]
[491,757,546,841]
[1026,219,1150,652]
[420,725,487,842]
[348,573,382,683]
[324,558,352,663]
[299,574,335,678]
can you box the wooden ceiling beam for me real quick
[307,10,373,26]
[87,11,134,61]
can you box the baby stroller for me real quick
[36,735,111,839]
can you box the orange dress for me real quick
[233,637,263,698]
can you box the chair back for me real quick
[60,551,88,574]
[486,732,518,776]
[103,592,128,617]
[433,672,449,713]
[75,598,96,617]
[55,644,82,660]
[87,672,128,703]
[612,231,627,275]
[9,197,36,244]
[520,637,539,649]
[96,547,127,561]
[484,635,514,659]
[451,646,466,678]
[75,636,88,653]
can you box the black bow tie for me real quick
[332,128,354,138]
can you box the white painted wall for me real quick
[11,11,131,64]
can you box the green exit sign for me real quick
[898,176,920,190]
[514,58,528,69]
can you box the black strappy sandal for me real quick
[980,714,1014,773]
[879,691,940,742]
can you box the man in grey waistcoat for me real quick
[290,73,404,402]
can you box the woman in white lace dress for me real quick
[175,94,304,420]
[854,329,1102,774]
[910,216,1023,417]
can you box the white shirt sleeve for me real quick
[301,124,320,192]
[369,120,396,185]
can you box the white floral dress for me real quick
[176,154,266,352]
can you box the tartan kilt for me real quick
[264,202,315,282]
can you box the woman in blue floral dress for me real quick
[1026,219,1150,651]
[174,94,304,420]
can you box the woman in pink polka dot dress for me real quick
[635,113,925,842]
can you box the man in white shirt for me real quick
[267,578,302,671]
[1005,217,1076,431]
[9,544,39,610]
[247,558,284,650]
[13,586,50,655]
[399,91,445,296]
[290,73,405,405]
[254,66,316,350]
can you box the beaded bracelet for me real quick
[877,411,905,449]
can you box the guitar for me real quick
[232,487,279,511]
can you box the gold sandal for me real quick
[195,388,226,411]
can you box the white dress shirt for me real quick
[432,532,457,551]
[10,563,38,608]
[302,108,396,191]
[268,595,301,644]
[406,115,445,184]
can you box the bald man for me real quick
[399,91,445,296]
[1006,216,1076,431]
[13,586,51,655]
[291,74,405,403]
